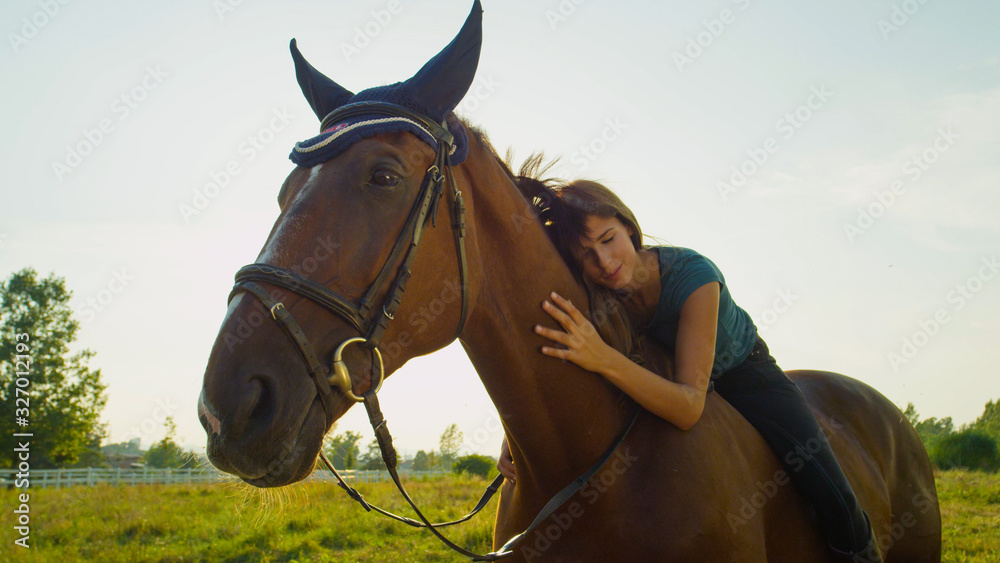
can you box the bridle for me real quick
[227,101,638,561]
[230,101,469,414]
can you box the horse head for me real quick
[199,1,484,487]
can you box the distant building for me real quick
[106,453,144,469]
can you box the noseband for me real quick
[229,101,468,413]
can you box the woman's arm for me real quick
[535,285,719,430]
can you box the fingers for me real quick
[534,323,569,345]
[541,295,595,341]
[535,292,586,359]
[497,443,516,483]
[498,458,516,483]
[541,298,574,329]
[549,292,586,324]
[539,344,570,360]
[534,325,576,360]
[541,292,590,334]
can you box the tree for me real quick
[0,269,107,468]
[904,403,953,451]
[359,439,386,470]
[930,430,999,472]
[426,450,439,470]
[72,433,109,468]
[970,399,1000,445]
[916,416,954,442]
[453,454,495,478]
[102,438,142,456]
[324,431,362,469]
[145,417,189,468]
[412,450,431,471]
[439,423,464,470]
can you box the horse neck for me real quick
[456,146,628,489]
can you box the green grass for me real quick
[1,470,997,561]
[937,469,1000,562]
[1,475,496,562]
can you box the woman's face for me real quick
[573,215,637,291]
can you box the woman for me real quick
[497,176,881,561]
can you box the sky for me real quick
[1,0,998,461]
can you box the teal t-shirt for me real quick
[644,247,757,379]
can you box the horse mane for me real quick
[461,120,645,366]
[462,122,558,203]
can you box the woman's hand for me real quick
[535,292,616,374]
[497,436,516,483]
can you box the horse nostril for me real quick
[246,375,277,434]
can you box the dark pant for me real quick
[712,336,869,552]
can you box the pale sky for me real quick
[2,0,998,460]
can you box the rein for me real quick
[228,101,640,560]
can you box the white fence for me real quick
[0,467,448,489]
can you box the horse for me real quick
[198,2,941,560]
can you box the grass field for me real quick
[1,469,997,561]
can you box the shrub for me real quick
[930,430,1000,472]
[452,454,495,478]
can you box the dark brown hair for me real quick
[511,153,643,362]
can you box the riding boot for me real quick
[829,511,883,562]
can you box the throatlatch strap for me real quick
[449,171,469,339]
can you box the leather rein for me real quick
[228,101,639,561]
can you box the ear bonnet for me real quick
[288,1,482,168]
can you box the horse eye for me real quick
[370,170,401,188]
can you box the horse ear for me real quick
[290,39,355,121]
[401,0,483,120]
